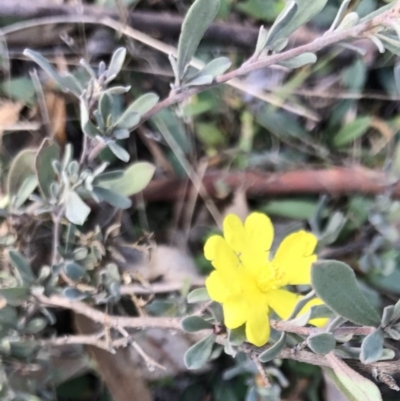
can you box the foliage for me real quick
[0,0,400,400]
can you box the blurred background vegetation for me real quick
[2,0,400,400]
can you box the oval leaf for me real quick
[259,332,286,363]
[35,139,60,198]
[307,332,336,355]
[181,316,213,332]
[177,0,220,80]
[65,191,91,226]
[92,186,132,209]
[106,47,126,82]
[9,250,34,285]
[0,287,30,305]
[360,329,384,364]
[184,333,216,370]
[311,260,380,327]
[279,53,317,69]
[108,142,130,162]
[64,261,87,282]
[120,92,159,118]
[325,352,383,401]
[333,116,371,147]
[7,149,36,197]
[187,287,211,304]
[96,161,155,196]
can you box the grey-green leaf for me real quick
[360,329,384,364]
[23,49,64,87]
[65,191,91,226]
[0,287,30,304]
[307,333,336,355]
[9,250,34,285]
[106,47,126,82]
[325,353,383,401]
[279,53,317,69]
[184,333,216,370]
[177,0,220,80]
[7,149,36,198]
[108,142,130,162]
[333,116,371,147]
[123,93,159,117]
[264,1,298,49]
[64,261,87,282]
[96,161,155,196]
[311,260,380,327]
[181,316,213,332]
[35,139,60,198]
[188,57,232,85]
[25,317,47,334]
[187,287,211,303]
[63,287,89,301]
[92,186,132,209]
[14,175,38,209]
[259,332,286,362]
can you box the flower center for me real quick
[255,262,285,292]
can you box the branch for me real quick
[141,167,400,202]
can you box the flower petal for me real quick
[245,307,270,347]
[272,231,317,285]
[244,212,274,253]
[204,235,241,294]
[265,289,301,320]
[206,271,233,303]
[223,298,248,329]
[223,214,246,254]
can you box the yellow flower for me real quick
[204,212,326,347]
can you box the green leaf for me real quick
[187,57,232,85]
[1,77,35,104]
[279,53,317,69]
[99,93,113,126]
[263,1,298,49]
[83,121,103,138]
[96,161,155,196]
[92,186,132,209]
[106,47,126,82]
[307,333,336,355]
[120,93,159,118]
[65,191,91,226]
[177,0,220,80]
[14,174,38,209]
[184,333,216,370]
[325,353,383,401]
[35,139,60,198]
[187,287,211,303]
[228,325,246,346]
[0,287,30,304]
[181,316,214,332]
[259,332,286,362]
[25,317,47,334]
[108,142,130,162]
[7,149,36,198]
[270,0,328,46]
[9,250,34,285]
[23,49,64,87]
[333,116,371,147]
[311,260,380,327]
[63,261,87,282]
[360,329,384,364]
[63,287,89,301]
[113,128,130,140]
[115,110,140,129]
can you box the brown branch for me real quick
[141,167,400,202]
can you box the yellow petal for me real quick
[223,298,248,329]
[244,212,274,253]
[223,214,246,254]
[206,271,233,303]
[204,235,241,294]
[300,298,329,328]
[265,289,301,320]
[245,307,270,347]
[272,231,317,285]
